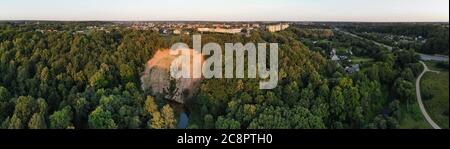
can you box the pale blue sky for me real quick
[0,0,448,22]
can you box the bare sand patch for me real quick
[141,49,204,104]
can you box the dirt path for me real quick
[416,61,441,129]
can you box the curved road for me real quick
[416,61,441,129]
[334,28,393,51]
[335,28,445,129]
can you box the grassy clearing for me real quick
[351,57,374,63]
[420,61,449,129]
[398,102,432,129]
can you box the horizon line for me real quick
[1,19,449,23]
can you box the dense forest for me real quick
[0,22,425,129]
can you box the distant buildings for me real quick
[345,64,360,74]
[266,23,290,32]
[329,48,361,73]
[331,55,340,61]
[125,22,261,35]
[172,29,190,35]
[339,55,348,61]
[197,28,243,34]
[252,24,260,28]
[121,22,287,35]
[330,49,340,61]
[173,29,182,35]
[161,29,170,34]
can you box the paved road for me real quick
[418,53,449,62]
[416,61,441,129]
[334,28,393,51]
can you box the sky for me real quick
[0,0,448,22]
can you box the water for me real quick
[178,112,189,129]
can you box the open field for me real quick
[398,102,432,129]
[351,57,374,63]
[420,61,449,129]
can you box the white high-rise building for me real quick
[266,23,290,32]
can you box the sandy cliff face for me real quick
[141,49,203,104]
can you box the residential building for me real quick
[266,23,290,32]
[197,28,242,34]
